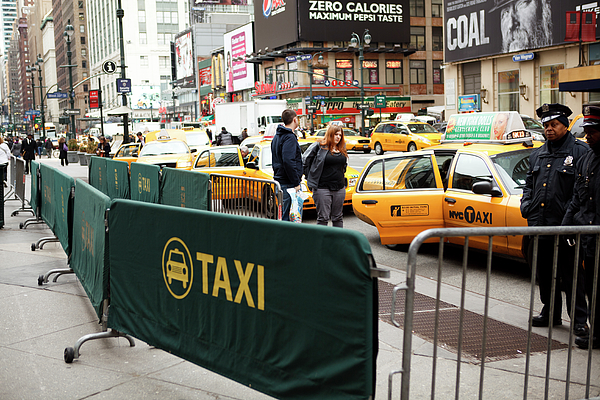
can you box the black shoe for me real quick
[574,324,589,337]
[575,336,600,349]
[531,314,562,327]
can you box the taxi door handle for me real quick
[444,197,456,204]
[362,200,378,204]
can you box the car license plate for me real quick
[363,145,369,148]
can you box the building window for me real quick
[80,25,85,33]
[288,61,298,82]
[433,60,443,84]
[265,67,273,84]
[431,0,442,17]
[157,33,167,45]
[498,70,519,111]
[138,11,146,23]
[171,12,178,24]
[312,68,327,84]
[157,12,163,23]
[140,55,149,67]
[386,60,402,84]
[410,0,425,17]
[276,64,285,82]
[539,65,564,104]
[80,36,85,45]
[79,13,84,20]
[335,59,353,82]
[140,33,147,44]
[82,60,87,68]
[410,60,426,84]
[432,27,443,51]
[81,49,86,57]
[410,27,425,51]
[463,61,481,95]
[159,56,169,68]
[362,60,378,84]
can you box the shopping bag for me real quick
[287,188,307,223]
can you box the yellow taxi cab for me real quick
[353,111,543,259]
[137,129,196,170]
[568,113,587,140]
[184,129,212,152]
[193,139,360,211]
[370,120,442,155]
[314,127,372,153]
[112,142,142,167]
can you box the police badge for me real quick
[564,155,573,166]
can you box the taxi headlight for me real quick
[349,178,357,187]
[301,182,309,192]
[177,160,193,168]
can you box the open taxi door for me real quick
[352,151,446,245]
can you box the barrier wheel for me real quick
[262,187,276,219]
[31,243,36,251]
[64,347,75,363]
[38,275,44,286]
[19,222,24,229]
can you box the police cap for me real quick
[535,103,572,126]
[581,104,600,128]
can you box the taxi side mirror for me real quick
[246,161,258,169]
[191,148,197,153]
[472,181,502,197]
[132,150,139,157]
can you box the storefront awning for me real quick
[202,115,214,121]
[559,65,600,92]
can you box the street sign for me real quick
[34,117,41,124]
[47,92,68,99]
[103,60,117,74]
[375,95,387,108]
[117,78,132,93]
[357,104,371,110]
[306,104,318,111]
[64,109,81,115]
[25,110,41,116]
[285,54,313,63]
[89,90,99,108]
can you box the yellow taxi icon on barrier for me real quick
[166,248,189,289]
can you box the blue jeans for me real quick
[280,184,303,222]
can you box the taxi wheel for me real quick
[407,142,417,152]
[261,187,276,219]
[374,142,384,155]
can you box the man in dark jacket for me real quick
[563,104,600,349]
[521,103,589,335]
[21,133,37,174]
[216,127,233,146]
[271,109,303,221]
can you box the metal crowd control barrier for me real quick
[389,226,600,400]
[3,156,17,201]
[9,158,33,216]
[209,173,283,220]
[21,162,45,230]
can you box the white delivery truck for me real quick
[214,99,287,136]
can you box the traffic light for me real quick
[34,124,39,129]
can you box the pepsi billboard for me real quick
[255,0,410,51]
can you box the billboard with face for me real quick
[445,0,600,63]
[224,23,255,93]
[175,30,196,88]
[131,86,161,110]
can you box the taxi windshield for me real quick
[140,141,189,156]
[407,123,438,134]
[490,149,532,195]
[186,132,210,146]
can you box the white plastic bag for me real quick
[287,188,307,223]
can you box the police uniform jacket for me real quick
[521,132,589,226]
[562,148,600,257]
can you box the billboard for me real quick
[445,0,600,63]
[195,0,248,4]
[255,0,410,50]
[131,85,161,109]
[224,23,255,93]
[175,30,196,88]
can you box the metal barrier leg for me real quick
[21,217,45,229]
[34,235,59,250]
[38,267,74,285]
[64,300,135,363]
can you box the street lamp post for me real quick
[26,65,37,135]
[350,30,371,136]
[36,54,46,140]
[8,90,15,134]
[308,52,325,134]
[117,0,130,144]
[64,20,76,140]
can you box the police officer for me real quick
[521,103,589,336]
[562,104,600,349]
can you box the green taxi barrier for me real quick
[108,200,376,400]
[160,167,210,210]
[129,162,160,203]
[40,163,55,231]
[106,159,130,200]
[53,169,75,255]
[71,180,111,320]
[88,156,108,196]
[30,161,40,215]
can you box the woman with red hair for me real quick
[302,125,348,227]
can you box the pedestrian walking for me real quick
[0,136,11,184]
[271,109,303,222]
[96,136,111,157]
[136,132,145,146]
[11,138,21,158]
[520,103,589,336]
[302,125,348,227]
[563,104,600,349]
[21,133,37,174]
[58,137,69,166]
[45,138,54,158]
[36,138,43,157]
[216,127,233,146]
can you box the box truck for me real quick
[214,100,287,136]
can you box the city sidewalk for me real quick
[0,158,598,399]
